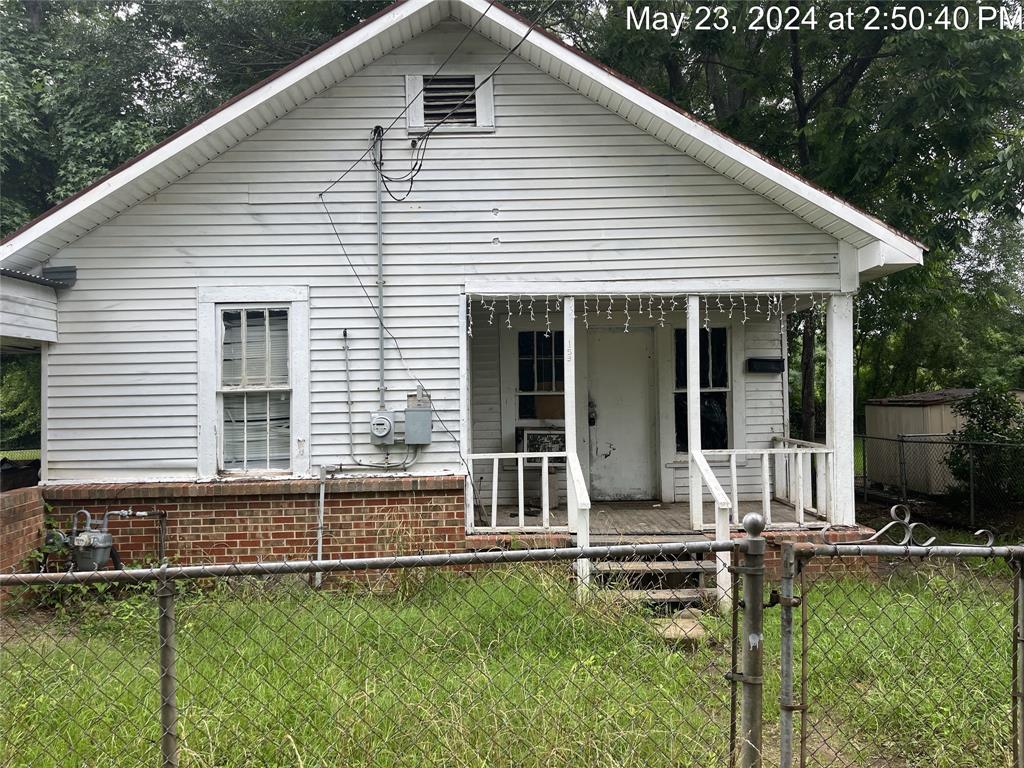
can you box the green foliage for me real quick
[946,386,1024,505]
[1,0,1022,413]
[0,353,40,450]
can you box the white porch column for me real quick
[826,293,856,526]
[563,297,578,528]
[686,295,703,529]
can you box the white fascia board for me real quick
[857,241,921,274]
[0,0,434,265]
[460,0,925,265]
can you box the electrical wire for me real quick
[319,0,497,199]
[319,0,559,516]
[370,0,561,202]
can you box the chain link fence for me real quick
[858,434,1024,529]
[2,513,1022,767]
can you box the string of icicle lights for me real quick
[466,292,831,341]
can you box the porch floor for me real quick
[477,499,825,541]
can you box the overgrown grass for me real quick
[0,563,1014,767]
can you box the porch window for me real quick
[517,330,564,420]
[220,307,290,471]
[674,327,729,451]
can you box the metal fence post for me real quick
[157,567,179,768]
[739,513,766,768]
[1015,556,1024,768]
[779,543,799,768]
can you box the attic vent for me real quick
[423,75,477,126]
[405,74,494,132]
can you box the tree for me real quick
[592,1,1024,429]
[946,386,1024,507]
[0,353,41,450]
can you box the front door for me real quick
[587,328,657,500]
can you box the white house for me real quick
[0,0,923,556]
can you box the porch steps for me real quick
[594,560,715,574]
[610,588,717,604]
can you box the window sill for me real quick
[408,125,495,135]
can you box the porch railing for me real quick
[702,438,835,525]
[691,450,732,602]
[466,451,576,534]
[772,436,834,524]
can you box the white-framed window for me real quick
[198,287,310,479]
[516,330,564,420]
[405,73,494,132]
[219,306,291,472]
[674,327,730,451]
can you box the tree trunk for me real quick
[800,312,816,440]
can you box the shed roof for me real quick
[866,389,980,407]
[0,0,925,278]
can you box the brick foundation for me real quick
[42,476,465,567]
[1,486,45,572]
[732,526,878,582]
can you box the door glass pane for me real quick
[244,309,267,386]
[221,311,242,387]
[268,309,289,386]
[268,392,291,469]
[222,392,246,469]
[245,392,268,468]
[698,329,710,389]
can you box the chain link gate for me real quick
[775,509,1024,768]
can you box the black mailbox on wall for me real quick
[746,357,785,374]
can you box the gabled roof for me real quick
[0,0,924,278]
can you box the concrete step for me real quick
[594,560,715,574]
[649,613,707,645]
[605,588,717,604]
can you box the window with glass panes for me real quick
[517,331,565,420]
[674,327,729,451]
[220,307,290,471]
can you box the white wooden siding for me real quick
[1,280,57,344]
[43,23,837,482]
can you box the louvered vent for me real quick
[423,75,477,126]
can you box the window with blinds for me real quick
[220,307,290,471]
[423,75,477,126]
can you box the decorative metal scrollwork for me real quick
[820,504,995,547]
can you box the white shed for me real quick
[864,388,1024,495]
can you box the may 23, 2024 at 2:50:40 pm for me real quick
[625,3,1023,35]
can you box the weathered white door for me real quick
[587,328,657,500]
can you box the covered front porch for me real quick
[459,285,856,543]
[479,496,824,541]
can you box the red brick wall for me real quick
[732,526,879,582]
[1,486,45,573]
[43,476,465,566]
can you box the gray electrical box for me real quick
[405,407,432,445]
[370,411,396,445]
[404,388,433,445]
